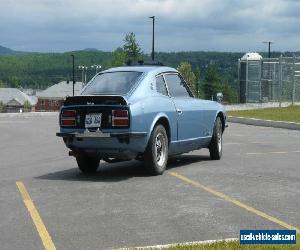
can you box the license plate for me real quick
[85,113,102,128]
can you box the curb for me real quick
[228,116,300,131]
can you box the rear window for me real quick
[82,71,143,95]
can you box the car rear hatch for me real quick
[60,95,130,130]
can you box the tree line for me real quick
[0,32,259,103]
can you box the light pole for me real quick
[149,16,155,61]
[84,66,87,84]
[78,65,88,84]
[71,55,75,96]
[263,41,274,58]
[91,65,101,74]
[262,41,274,94]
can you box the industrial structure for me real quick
[238,53,300,104]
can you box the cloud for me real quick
[0,0,300,52]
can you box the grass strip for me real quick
[228,105,300,123]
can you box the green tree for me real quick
[205,64,219,82]
[123,32,142,62]
[211,82,237,103]
[8,76,20,88]
[194,66,201,98]
[203,65,237,103]
[23,100,32,112]
[203,65,219,100]
[0,81,5,88]
[110,47,127,67]
[177,62,196,95]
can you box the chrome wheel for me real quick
[155,132,167,167]
[144,124,169,175]
[217,121,222,153]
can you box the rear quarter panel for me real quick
[130,95,177,150]
[128,71,177,152]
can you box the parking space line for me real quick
[247,150,300,155]
[223,142,243,145]
[168,171,300,234]
[247,151,288,155]
[224,142,267,145]
[16,181,56,250]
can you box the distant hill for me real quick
[0,45,17,55]
[0,49,242,91]
[0,45,104,55]
[0,50,112,89]
[1,47,299,92]
[82,48,100,52]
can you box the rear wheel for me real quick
[76,153,100,173]
[209,117,223,160]
[144,125,168,175]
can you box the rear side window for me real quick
[164,74,190,97]
[156,75,168,96]
[82,71,143,95]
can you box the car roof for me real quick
[102,66,177,74]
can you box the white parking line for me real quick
[247,150,300,155]
[116,238,238,250]
[224,142,267,145]
[249,141,267,144]
[0,121,29,123]
[223,142,243,145]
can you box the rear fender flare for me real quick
[213,110,226,132]
[147,113,170,144]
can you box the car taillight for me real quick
[61,110,76,127]
[112,109,129,127]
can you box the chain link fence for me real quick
[261,56,300,104]
[239,56,300,104]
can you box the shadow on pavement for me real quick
[168,154,210,170]
[36,154,210,182]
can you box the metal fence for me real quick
[239,56,300,104]
[261,56,300,104]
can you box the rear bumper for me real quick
[56,131,147,139]
[56,130,148,159]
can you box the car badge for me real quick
[87,102,94,105]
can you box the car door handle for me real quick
[176,109,183,115]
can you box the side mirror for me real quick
[216,92,223,103]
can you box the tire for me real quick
[76,153,100,173]
[144,125,168,175]
[209,117,223,160]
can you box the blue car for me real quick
[56,64,226,175]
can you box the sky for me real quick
[1,0,300,53]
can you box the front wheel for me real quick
[209,117,223,160]
[144,125,168,175]
[76,153,100,173]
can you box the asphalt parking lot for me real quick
[0,114,300,249]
